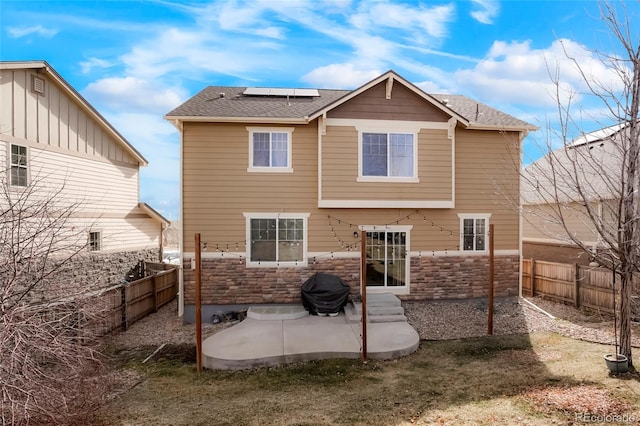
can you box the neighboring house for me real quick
[165,70,536,321]
[0,61,169,287]
[521,124,630,265]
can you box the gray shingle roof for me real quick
[522,126,634,204]
[166,82,535,130]
[430,94,534,129]
[166,86,348,119]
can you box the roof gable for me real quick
[164,69,536,132]
[324,77,452,122]
[0,61,147,166]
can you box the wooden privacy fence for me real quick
[522,258,640,314]
[98,263,178,334]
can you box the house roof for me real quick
[165,70,537,132]
[138,202,170,227]
[522,124,634,205]
[0,60,148,166]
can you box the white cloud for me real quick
[79,57,115,74]
[454,39,626,107]
[8,25,58,38]
[349,2,455,42]
[415,80,447,94]
[470,0,499,24]
[302,63,381,89]
[84,76,186,114]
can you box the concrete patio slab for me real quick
[202,309,420,370]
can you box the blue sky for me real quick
[2,0,638,219]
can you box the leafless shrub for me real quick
[0,173,110,424]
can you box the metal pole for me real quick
[488,224,494,335]
[195,233,202,374]
[360,230,367,361]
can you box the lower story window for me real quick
[364,227,410,288]
[244,213,309,266]
[89,231,101,251]
[458,214,490,251]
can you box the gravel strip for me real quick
[106,297,640,350]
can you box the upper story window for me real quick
[458,214,491,252]
[10,144,28,187]
[247,127,294,173]
[360,132,417,182]
[244,212,309,267]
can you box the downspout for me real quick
[178,119,185,317]
[518,130,528,298]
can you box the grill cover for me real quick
[301,273,351,314]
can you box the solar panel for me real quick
[243,87,320,97]
[294,88,320,97]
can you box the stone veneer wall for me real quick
[182,254,519,305]
[55,248,161,291]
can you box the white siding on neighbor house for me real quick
[1,137,159,252]
[2,142,140,213]
[77,217,162,252]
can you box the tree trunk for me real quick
[619,272,633,367]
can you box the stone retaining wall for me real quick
[182,254,519,305]
[56,248,161,290]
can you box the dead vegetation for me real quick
[94,333,640,425]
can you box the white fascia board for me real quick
[318,200,454,208]
[325,118,450,131]
[467,124,539,132]
[163,116,309,125]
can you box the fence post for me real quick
[531,259,536,297]
[574,264,580,309]
[153,273,159,313]
[121,284,128,331]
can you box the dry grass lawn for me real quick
[93,332,640,425]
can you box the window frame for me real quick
[360,225,411,294]
[358,131,418,183]
[9,144,29,188]
[458,214,491,252]
[88,231,102,251]
[247,127,294,173]
[243,212,309,267]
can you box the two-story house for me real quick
[1,61,169,288]
[165,70,536,321]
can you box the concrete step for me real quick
[344,295,406,324]
[361,293,402,307]
[350,303,405,316]
[370,314,407,323]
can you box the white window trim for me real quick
[243,212,310,267]
[457,213,491,253]
[246,127,294,173]
[358,131,418,182]
[9,143,29,188]
[359,224,412,295]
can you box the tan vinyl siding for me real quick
[0,69,138,166]
[321,125,452,201]
[327,81,450,122]
[182,122,318,251]
[455,129,520,249]
[182,122,520,253]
